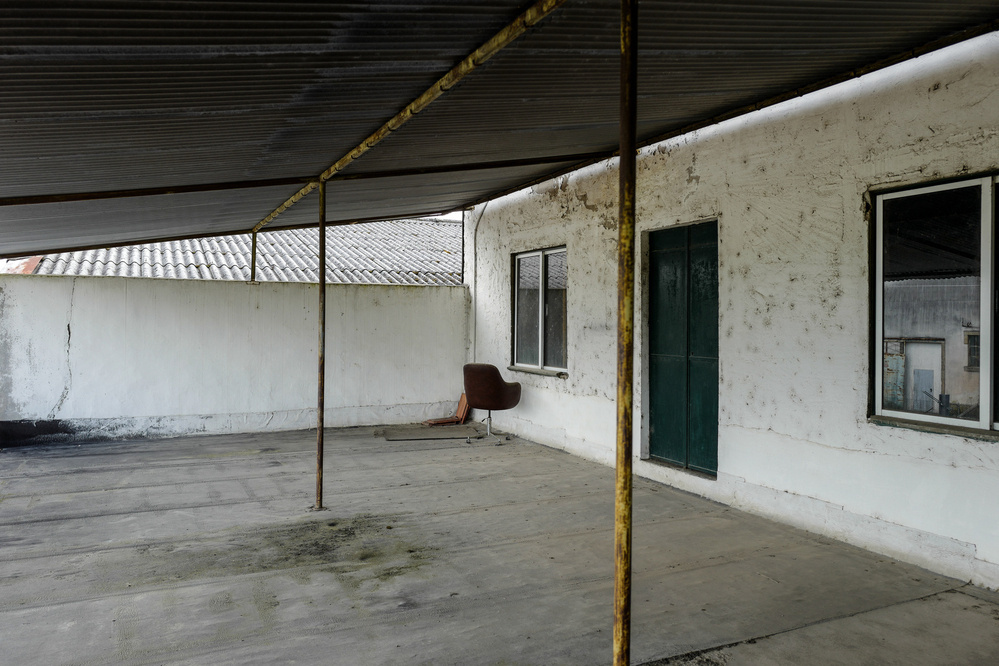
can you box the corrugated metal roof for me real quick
[1,1,997,257]
[30,218,463,286]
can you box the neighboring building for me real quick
[463,33,999,589]
[882,278,980,418]
[0,218,462,286]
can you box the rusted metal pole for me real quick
[315,181,327,510]
[250,231,258,282]
[252,0,567,233]
[614,0,638,663]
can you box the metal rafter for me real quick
[251,0,568,233]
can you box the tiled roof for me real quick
[29,219,462,286]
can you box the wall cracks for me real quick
[47,279,76,419]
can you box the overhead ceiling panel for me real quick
[0,185,309,255]
[297,160,589,226]
[1,1,998,257]
[0,0,528,198]
[345,0,999,176]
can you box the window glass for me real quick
[881,185,982,420]
[967,333,980,370]
[544,250,568,369]
[513,248,568,371]
[515,254,541,366]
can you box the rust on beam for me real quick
[258,183,321,233]
[252,0,567,233]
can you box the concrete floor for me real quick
[1,427,997,665]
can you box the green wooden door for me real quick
[649,222,718,474]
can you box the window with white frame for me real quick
[513,247,567,370]
[875,176,995,428]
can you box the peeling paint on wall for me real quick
[468,33,999,589]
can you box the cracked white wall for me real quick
[465,32,999,588]
[0,276,468,441]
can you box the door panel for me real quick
[912,368,935,413]
[687,356,718,474]
[648,222,718,474]
[688,225,719,359]
[649,226,688,465]
[649,354,687,464]
[649,235,687,357]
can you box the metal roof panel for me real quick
[1,1,997,257]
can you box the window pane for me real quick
[516,255,541,365]
[967,333,980,369]
[882,185,981,420]
[544,251,568,368]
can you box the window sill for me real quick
[507,365,568,379]
[641,455,717,479]
[869,414,999,442]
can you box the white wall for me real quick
[0,275,468,441]
[465,33,999,588]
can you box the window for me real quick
[966,332,980,371]
[514,248,567,370]
[874,176,994,428]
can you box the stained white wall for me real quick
[465,33,999,588]
[0,275,468,440]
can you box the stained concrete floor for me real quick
[1,427,997,665]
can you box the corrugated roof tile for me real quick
[30,218,462,286]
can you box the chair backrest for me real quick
[463,363,522,411]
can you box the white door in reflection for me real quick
[904,341,943,413]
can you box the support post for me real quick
[250,230,258,282]
[613,0,638,663]
[315,181,327,510]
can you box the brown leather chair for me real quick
[463,363,521,436]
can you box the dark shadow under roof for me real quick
[1,1,997,257]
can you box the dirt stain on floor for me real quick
[94,514,435,593]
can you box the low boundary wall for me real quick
[0,275,468,444]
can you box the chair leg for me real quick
[485,410,492,437]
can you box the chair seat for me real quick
[463,363,521,411]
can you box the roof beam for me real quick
[326,151,610,182]
[251,0,568,233]
[0,152,604,209]
[0,207,456,260]
[0,176,316,208]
